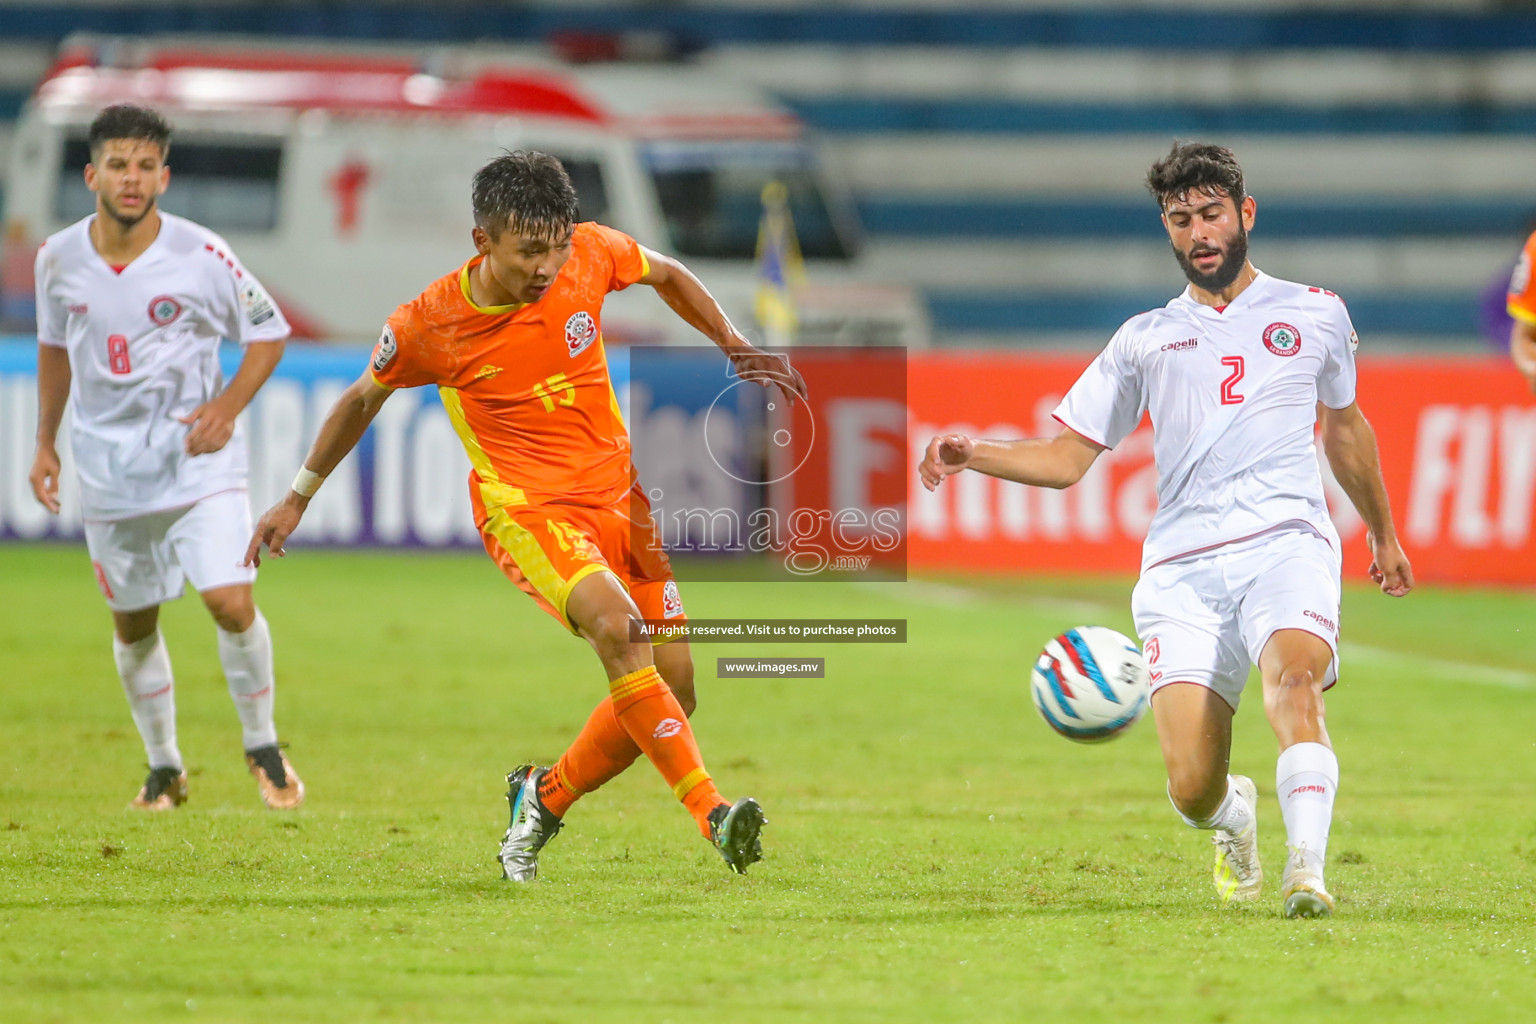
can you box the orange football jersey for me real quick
[1507,229,1536,325]
[370,222,648,512]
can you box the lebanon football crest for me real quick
[1262,322,1302,357]
[147,295,182,326]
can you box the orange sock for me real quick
[609,664,726,836]
[538,698,642,819]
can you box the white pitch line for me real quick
[863,579,1120,620]
[1341,643,1534,690]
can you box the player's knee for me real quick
[202,590,255,633]
[1277,665,1321,701]
[1269,666,1324,721]
[585,609,642,661]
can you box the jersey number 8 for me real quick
[107,335,131,375]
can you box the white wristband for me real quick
[291,467,326,498]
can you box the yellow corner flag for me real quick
[755,180,804,347]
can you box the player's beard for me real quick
[101,192,157,229]
[1174,226,1249,292]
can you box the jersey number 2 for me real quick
[107,335,131,375]
[1220,355,1245,405]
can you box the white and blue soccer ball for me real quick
[1030,626,1150,743]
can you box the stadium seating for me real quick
[3,1,1534,348]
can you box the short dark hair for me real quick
[88,104,172,160]
[471,150,580,240]
[1145,141,1245,211]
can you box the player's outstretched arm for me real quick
[181,340,286,456]
[1319,400,1414,597]
[244,371,391,567]
[918,428,1104,492]
[1511,319,1536,395]
[637,246,807,405]
[28,344,72,514]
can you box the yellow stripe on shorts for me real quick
[483,508,609,633]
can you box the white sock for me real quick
[1172,775,1253,834]
[1276,741,1339,879]
[113,631,181,770]
[218,609,279,751]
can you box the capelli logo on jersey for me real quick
[1303,609,1337,635]
[652,718,685,739]
[147,296,182,326]
[565,310,598,357]
[1262,322,1302,357]
[1161,338,1199,353]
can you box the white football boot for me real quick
[1281,843,1335,919]
[1211,775,1263,903]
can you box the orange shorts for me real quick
[476,483,686,637]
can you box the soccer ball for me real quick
[1030,626,1151,743]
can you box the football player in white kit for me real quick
[919,142,1413,918]
[27,105,305,811]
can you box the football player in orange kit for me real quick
[1505,229,1536,393]
[245,151,805,880]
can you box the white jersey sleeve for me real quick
[197,231,290,345]
[1315,294,1358,410]
[1052,320,1147,449]
[34,244,67,347]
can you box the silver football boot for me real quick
[707,797,767,875]
[498,764,564,882]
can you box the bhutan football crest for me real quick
[371,325,397,372]
[565,310,597,356]
[662,580,685,619]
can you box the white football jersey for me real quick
[1053,271,1357,571]
[35,213,289,520]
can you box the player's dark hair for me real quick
[88,104,172,160]
[472,150,580,241]
[1145,141,1245,211]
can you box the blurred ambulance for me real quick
[2,36,926,346]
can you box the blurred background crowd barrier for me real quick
[2,1,1533,582]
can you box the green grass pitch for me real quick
[1,543,1533,1023]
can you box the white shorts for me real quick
[1130,525,1341,710]
[83,490,257,612]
